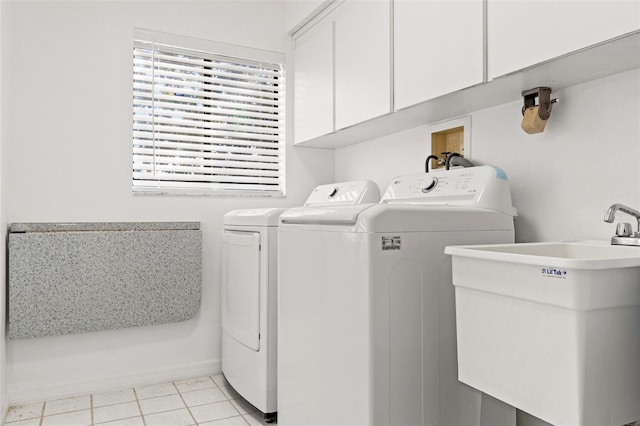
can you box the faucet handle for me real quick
[616,222,633,237]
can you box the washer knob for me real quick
[421,177,438,193]
[616,222,633,237]
[328,187,339,198]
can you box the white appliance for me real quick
[221,180,379,423]
[278,166,518,426]
[221,207,287,423]
[446,241,640,426]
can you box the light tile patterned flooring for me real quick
[2,374,272,426]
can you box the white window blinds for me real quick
[133,32,285,195]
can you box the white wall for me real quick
[336,69,640,243]
[335,125,431,193]
[285,0,327,33]
[0,0,8,415]
[3,0,333,403]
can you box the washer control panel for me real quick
[385,170,481,199]
[381,166,516,216]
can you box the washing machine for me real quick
[278,166,518,426]
[221,207,287,422]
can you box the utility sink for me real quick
[445,241,640,426]
[448,240,640,268]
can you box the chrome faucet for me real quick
[604,203,640,246]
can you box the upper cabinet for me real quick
[293,20,334,144]
[293,0,391,144]
[292,0,640,148]
[394,0,484,111]
[488,0,640,79]
[334,1,391,130]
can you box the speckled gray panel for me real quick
[10,222,200,233]
[8,224,202,339]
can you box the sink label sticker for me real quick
[541,267,567,279]
[382,236,401,251]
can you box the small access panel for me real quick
[430,126,464,170]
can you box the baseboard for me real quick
[7,358,222,405]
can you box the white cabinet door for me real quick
[488,0,640,79]
[394,0,484,111]
[294,20,334,144]
[334,0,391,130]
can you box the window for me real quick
[133,29,285,195]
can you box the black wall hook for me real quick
[522,87,558,120]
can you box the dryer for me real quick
[222,180,379,422]
[277,166,518,426]
[222,207,287,422]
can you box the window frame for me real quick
[132,28,286,196]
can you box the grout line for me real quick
[228,398,244,418]
[213,413,253,425]
[90,398,138,410]
[132,388,147,426]
[221,381,261,424]
[93,414,145,426]
[179,376,254,425]
[39,402,45,426]
[89,394,94,426]
[173,381,198,426]
[210,374,221,387]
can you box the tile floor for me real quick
[2,374,273,426]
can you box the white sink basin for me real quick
[445,240,640,269]
[445,240,640,426]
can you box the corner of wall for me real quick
[0,0,8,417]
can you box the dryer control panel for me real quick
[381,166,516,216]
[304,180,380,207]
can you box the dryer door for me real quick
[222,230,261,351]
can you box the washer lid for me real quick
[304,180,380,207]
[224,207,289,227]
[280,204,375,226]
